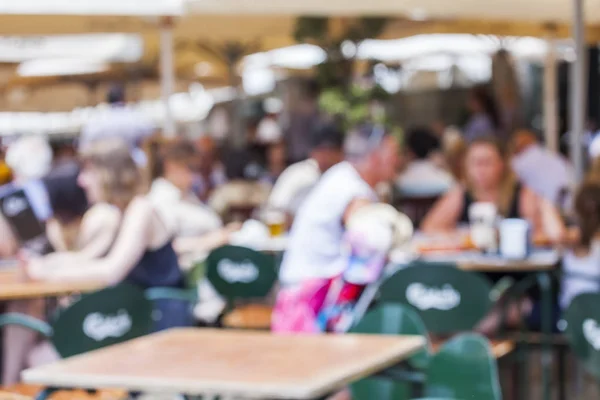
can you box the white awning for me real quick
[186,0,600,23]
[0,34,143,63]
[0,0,183,16]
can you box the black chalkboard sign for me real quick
[0,187,52,255]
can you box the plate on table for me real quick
[411,230,474,255]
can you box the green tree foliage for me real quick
[294,16,392,130]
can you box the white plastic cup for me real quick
[499,218,531,260]
[469,202,498,251]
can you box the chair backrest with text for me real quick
[51,283,154,358]
[380,262,494,333]
[564,292,600,379]
[206,245,277,303]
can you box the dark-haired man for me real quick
[397,127,454,196]
[267,121,344,218]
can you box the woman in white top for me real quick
[147,139,239,261]
[561,181,600,310]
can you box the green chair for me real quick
[350,304,432,400]
[380,262,515,362]
[207,245,277,300]
[0,284,154,400]
[417,333,502,400]
[380,262,494,334]
[206,245,277,329]
[0,283,153,359]
[564,292,600,380]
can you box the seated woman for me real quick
[421,137,565,334]
[25,138,192,332]
[147,139,238,262]
[421,136,565,241]
[2,162,115,385]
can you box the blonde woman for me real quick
[421,136,564,241]
[421,136,565,335]
[26,138,191,330]
[2,162,121,385]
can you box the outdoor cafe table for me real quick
[0,268,104,301]
[22,328,426,400]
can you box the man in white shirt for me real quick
[267,122,344,218]
[511,129,574,207]
[273,123,400,337]
[278,123,400,286]
[397,127,454,197]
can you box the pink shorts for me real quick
[271,278,364,334]
[271,279,331,334]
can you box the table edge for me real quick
[23,333,425,399]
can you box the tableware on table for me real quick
[499,218,531,260]
[229,219,270,249]
[262,208,286,238]
[468,202,498,253]
[413,230,473,254]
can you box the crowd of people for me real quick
[0,81,600,393]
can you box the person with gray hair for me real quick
[273,122,400,333]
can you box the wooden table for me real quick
[0,269,104,301]
[421,249,560,272]
[23,328,425,399]
[390,248,559,272]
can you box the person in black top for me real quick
[421,136,566,335]
[422,136,565,241]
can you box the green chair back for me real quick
[380,262,493,333]
[352,303,431,369]
[51,283,154,358]
[424,333,502,400]
[350,304,432,400]
[206,245,277,301]
[564,292,600,379]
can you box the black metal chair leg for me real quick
[557,346,566,400]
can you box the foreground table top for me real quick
[0,269,104,301]
[23,328,425,399]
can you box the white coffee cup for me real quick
[469,202,498,251]
[499,218,531,260]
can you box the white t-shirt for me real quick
[511,145,574,204]
[267,159,321,215]
[397,160,454,197]
[561,241,600,309]
[279,162,377,284]
[148,178,222,237]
